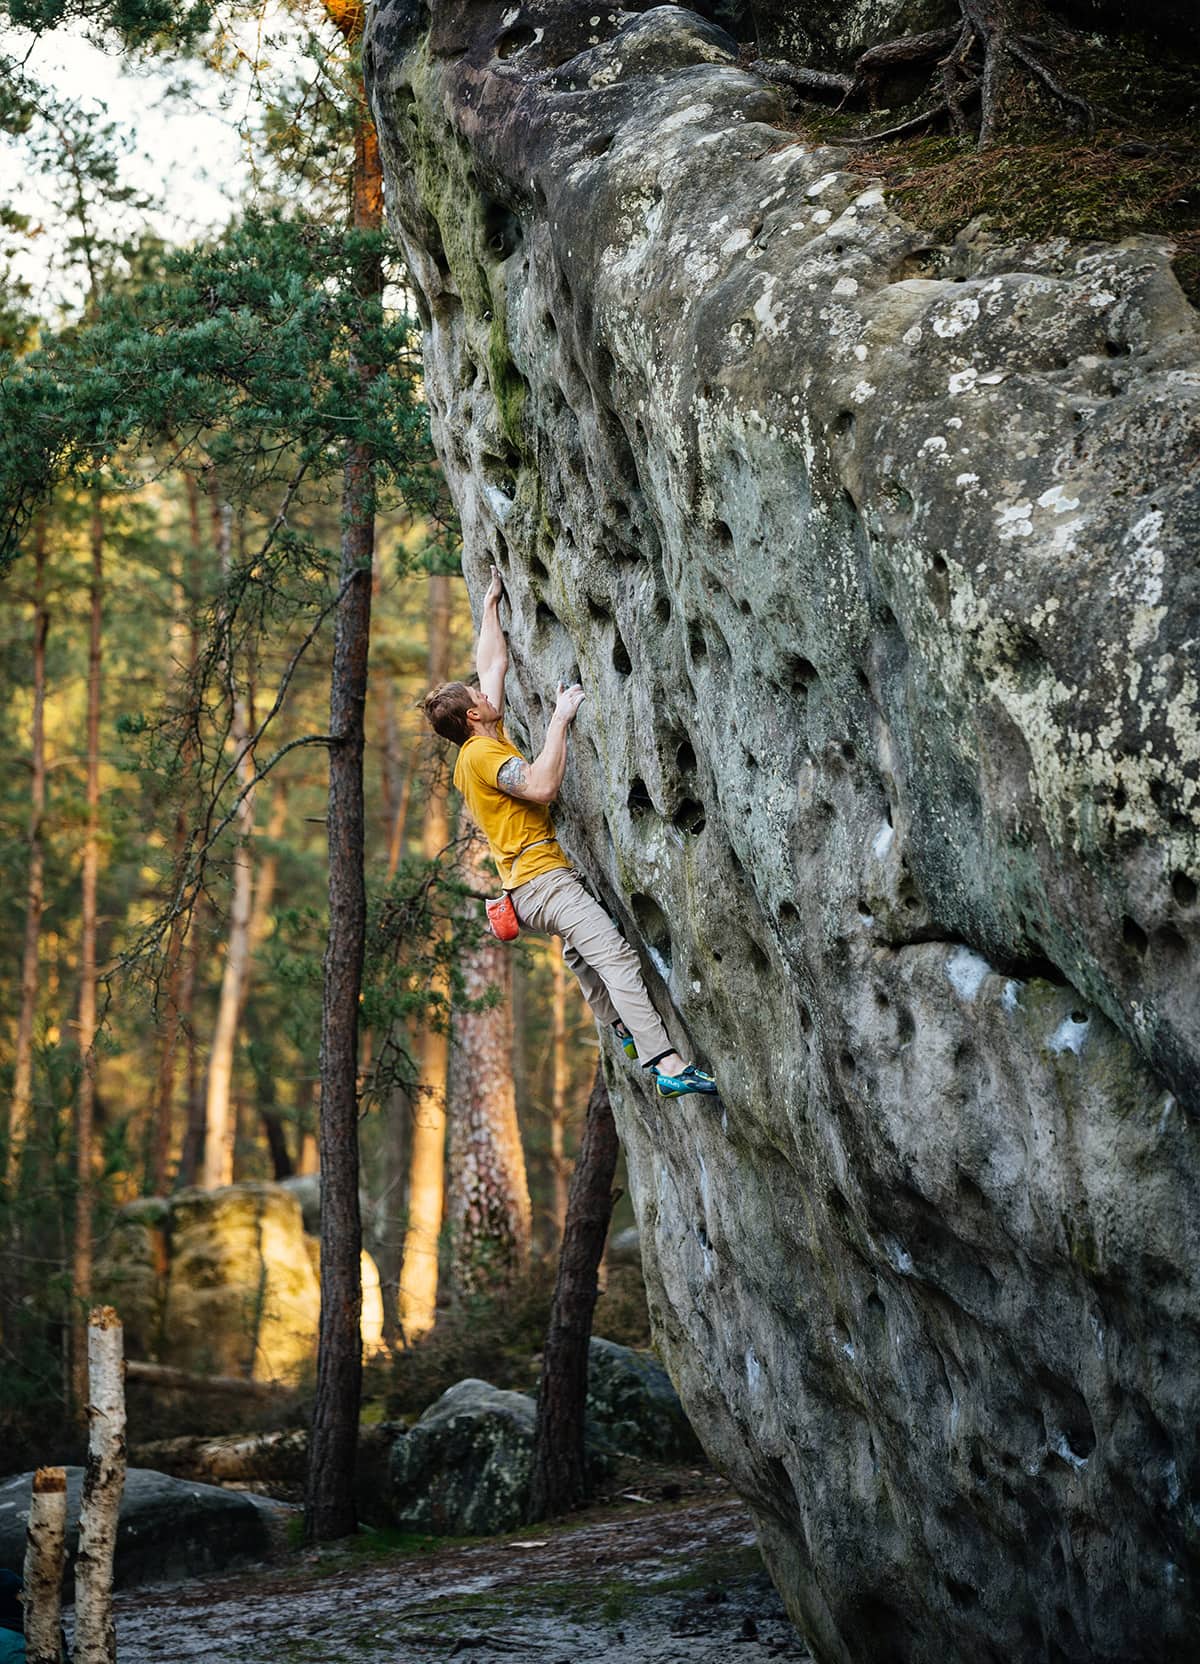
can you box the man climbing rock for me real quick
[422,565,716,1099]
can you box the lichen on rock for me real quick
[364,4,1200,1658]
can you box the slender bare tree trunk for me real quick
[549,942,571,1245]
[9,518,49,1187]
[174,893,205,1189]
[71,490,103,1414]
[528,1065,619,1521]
[23,1466,67,1664]
[399,573,451,1342]
[201,494,256,1191]
[447,835,532,1297]
[304,68,381,1543]
[74,1306,126,1664]
[150,478,205,1194]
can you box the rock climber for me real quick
[422,564,717,1099]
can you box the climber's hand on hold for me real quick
[484,563,504,606]
[554,681,585,726]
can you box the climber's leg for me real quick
[512,868,676,1068]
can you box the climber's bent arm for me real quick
[496,684,585,805]
[476,564,507,715]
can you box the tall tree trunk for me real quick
[528,1064,620,1521]
[201,494,256,1190]
[8,517,49,1187]
[548,942,570,1246]
[398,572,451,1342]
[71,489,103,1414]
[174,893,206,1189]
[150,477,204,1194]
[304,54,381,1542]
[447,835,532,1298]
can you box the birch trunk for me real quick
[23,1466,66,1664]
[448,835,531,1297]
[201,493,256,1190]
[8,517,49,1186]
[71,489,103,1413]
[399,572,451,1342]
[74,1307,126,1664]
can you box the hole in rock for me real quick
[841,740,856,762]
[1070,1010,1088,1024]
[495,22,537,57]
[482,196,523,260]
[535,601,558,632]
[676,739,697,774]
[785,654,818,692]
[543,311,558,338]
[627,777,654,817]
[738,598,752,616]
[932,554,948,575]
[1172,871,1197,908]
[946,1578,979,1611]
[896,1007,916,1044]
[672,798,707,835]
[1122,915,1148,955]
[712,949,723,962]
[529,551,550,584]
[631,892,672,964]
[714,519,734,548]
[612,635,632,676]
[831,410,856,443]
[902,891,922,912]
[688,626,709,662]
[695,1220,711,1250]
[1112,786,1128,811]
[798,1001,812,1033]
[839,1049,856,1072]
[747,939,770,975]
[858,900,873,919]
[581,131,616,160]
[875,988,890,1008]
[743,748,759,771]
[654,595,671,626]
[779,900,799,925]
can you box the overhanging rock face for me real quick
[364,5,1200,1658]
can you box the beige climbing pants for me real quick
[511,866,673,1067]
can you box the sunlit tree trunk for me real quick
[447,835,531,1297]
[8,517,49,1188]
[201,492,256,1190]
[70,488,104,1413]
[549,943,571,1244]
[399,572,451,1341]
[150,476,204,1194]
[304,29,381,1539]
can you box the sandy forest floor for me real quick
[98,1471,810,1664]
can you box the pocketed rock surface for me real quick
[363,4,1200,1660]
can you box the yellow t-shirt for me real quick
[453,723,572,890]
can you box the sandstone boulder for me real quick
[587,1337,702,1460]
[390,1379,539,1535]
[0,1468,281,1590]
[95,1181,384,1383]
[364,3,1200,1659]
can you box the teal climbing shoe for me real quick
[655,1064,718,1098]
[613,1021,637,1060]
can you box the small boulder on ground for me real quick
[0,1467,283,1590]
[587,1337,702,1461]
[391,1379,549,1536]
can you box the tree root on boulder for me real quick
[758,2,1097,151]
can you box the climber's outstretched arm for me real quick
[475,564,507,716]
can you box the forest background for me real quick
[0,0,626,1508]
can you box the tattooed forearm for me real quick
[497,756,529,796]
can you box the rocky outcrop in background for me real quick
[97,1182,383,1383]
[363,3,1200,1659]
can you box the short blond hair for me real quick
[422,681,475,745]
